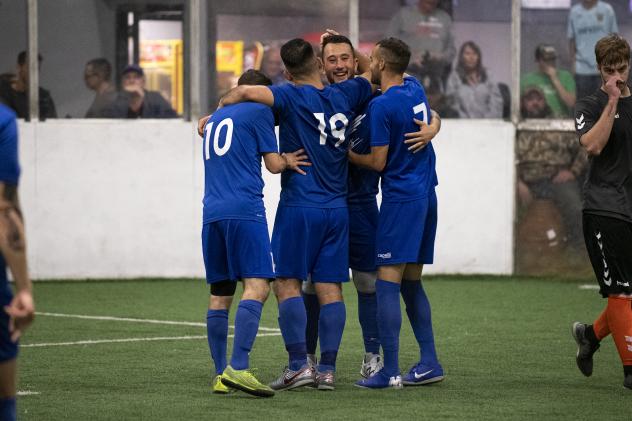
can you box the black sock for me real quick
[585,325,599,343]
[624,365,632,377]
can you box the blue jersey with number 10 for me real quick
[202,102,278,224]
[369,76,437,202]
[270,77,373,208]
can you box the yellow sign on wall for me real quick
[140,39,183,114]
[216,41,244,76]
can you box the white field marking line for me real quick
[21,332,282,348]
[578,284,599,290]
[17,391,40,396]
[35,311,280,332]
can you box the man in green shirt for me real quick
[521,44,576,118]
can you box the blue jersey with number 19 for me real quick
[369,76,437,202]
[270,77,373,208]
[202,102,278,224]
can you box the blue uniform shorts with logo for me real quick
[201,219,275,283]
[272,206,349,283]
[375,191,437,266]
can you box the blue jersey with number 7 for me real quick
[369,76,437,202]
[269,77,373,208]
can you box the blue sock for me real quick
[230,299,263,370]
[401,279,438,366]
[206,309,229,375]
[0,397,16,421]
[278,296,307,370]
[303,292,320,355]
[317,301,346,372]
[376,279,401,377]
[357,291,380,354]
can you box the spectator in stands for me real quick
[0,51,56,120]
[260,45,288,86]
[445,41,503,119]
[521,44,576,119]
[84,58,117,118]
[112,65,177,119]
[517,86,587,252]
[387,0,456,88]
[567,0,618,99]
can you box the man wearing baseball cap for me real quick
[112,64,177,118]
[521,44,576,118]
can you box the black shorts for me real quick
[583,212,632,297]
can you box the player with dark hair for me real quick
[0,51,56,120]
[350,37,443,389]
[0,103,35,420]
[217,38,375,391]
[201,70,309,397]
[571,33,632,390]
[301,31,441,380]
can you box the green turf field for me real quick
[15,277,631,420]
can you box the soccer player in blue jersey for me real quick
[0,103,35,421]
[302,32,442,379]
[201,70,309,398]
[350,38,443,389]
[219,38,375,391]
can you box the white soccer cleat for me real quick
[360,353,384,378]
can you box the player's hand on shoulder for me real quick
[197,115,210,137]
[4,289,35,342]
[283,148,312,175]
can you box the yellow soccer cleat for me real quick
[221,365,275,398]
[212,374,231,394]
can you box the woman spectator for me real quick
[446,41,503,118]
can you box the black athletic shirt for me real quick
[575,88,632,223]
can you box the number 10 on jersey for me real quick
[204,118,234,159]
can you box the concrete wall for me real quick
[17,119,515,279]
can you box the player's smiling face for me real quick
[323,43,357,84]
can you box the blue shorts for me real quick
[349,202,378,272]
[1,279,18,362]
[272,206,349,283]
[376,191,437,266]
[201,219,275,284]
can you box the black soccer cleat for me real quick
[571,322,600,377]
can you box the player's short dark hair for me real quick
[595,34,630,68]
[237,69,273,86]
[86,58,112,81]
[280,38,316,78]
[376,38,411,74]
[321,34,355,58]
[17,51,42,65]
